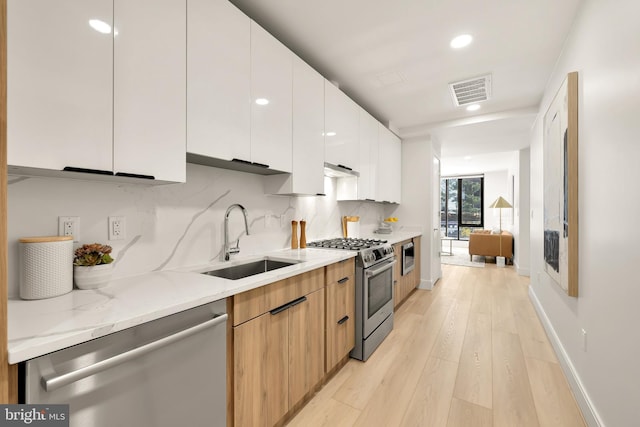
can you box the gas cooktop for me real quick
[308,237,394,268]
[307,237,388,251]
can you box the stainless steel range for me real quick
[308,238,396,361]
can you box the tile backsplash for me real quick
[7,163,389,297]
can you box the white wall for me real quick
[7,164,386,297]
[529,1,640,425]
[389,137,439,289]
[483,170,510,232]
[516,148,531,275]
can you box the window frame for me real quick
[441,176,484,240]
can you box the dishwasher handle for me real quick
[42,313,228,392]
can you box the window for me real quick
[441,176,484,240]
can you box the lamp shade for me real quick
[489,196,512,209]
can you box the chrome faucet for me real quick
[224,204,250,261]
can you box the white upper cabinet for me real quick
[113,0,186,182]
[266,56,325,195]
[378,124,402,204]
[358,109,379,201]
[7,0,113,173]
[250,22,293,173]
[324,82,359,172]
[7,0,186,183]
[187,0,251,163]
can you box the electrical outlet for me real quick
[581,329,587,351]
[108,216,126,241]
[58,216,79,242]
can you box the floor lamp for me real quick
[489,196,512,233]
[489,196,513,263]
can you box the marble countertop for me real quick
[365,230,423,245]
[7,229,423,364]
[7,248,356,364]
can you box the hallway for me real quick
[288,264,586,426]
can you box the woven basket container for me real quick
[19,236,73,300]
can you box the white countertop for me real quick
[7,248,356,364]
[365,230,422,245]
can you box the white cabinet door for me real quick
[7,0,113,173]
[290,56,325,194]
[358,110,379,200]
[250,22,292,173]
[378,125,402,204]
[187,0,251,163]
[113,0,186,182]
[324,82,359,172]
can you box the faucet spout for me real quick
[224,204,250,261]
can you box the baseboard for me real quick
[417,278,433,290]
[514,259,530,276]
[528,287,604,427]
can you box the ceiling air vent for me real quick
[449,74,492,106]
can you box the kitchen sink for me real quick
[203,259,300,280]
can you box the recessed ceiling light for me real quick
[450,34,473,49]
[466,104,481,112]
[89,19,112,34]
[255,98,269,106]
[324,131,337,137]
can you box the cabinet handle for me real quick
[337,164,352,171]
[63,166,113,176]
[338,277,349,284]
[337,315,349,325]
[316,193,326,196]
[269,296,307,316]
[115,172,155,180]
[231,158,252,165]
[251,162,269,169]
[288,296,307,308]
[365,198,375,202]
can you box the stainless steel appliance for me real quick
[308,238,395,361]
[24,299,228,427]
[401,241,415,275]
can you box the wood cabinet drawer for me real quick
[233,267,324,326]
[325,278,355,371]
[325,257,355,284]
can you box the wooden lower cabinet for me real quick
[393,242,403,307]
[233,285,325,427]
[288,288,325,405]
[325,272,355,371]
[393,236,421,308]
[232,259,358,427]
[234,302,288,427]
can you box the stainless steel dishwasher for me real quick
[24,299,227,427]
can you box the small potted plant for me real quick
[73,243,115,290]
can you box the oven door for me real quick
[363,258,396,338]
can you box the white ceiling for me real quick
[230,0,581,168]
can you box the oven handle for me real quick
[365,259,396,277]
[41,313,228,392]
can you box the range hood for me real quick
[323,162,360,178]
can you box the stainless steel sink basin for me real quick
[203,259,300,280]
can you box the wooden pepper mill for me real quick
[299,220,307,248]
[291,220,299,249]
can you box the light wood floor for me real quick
[287,263,586,427]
